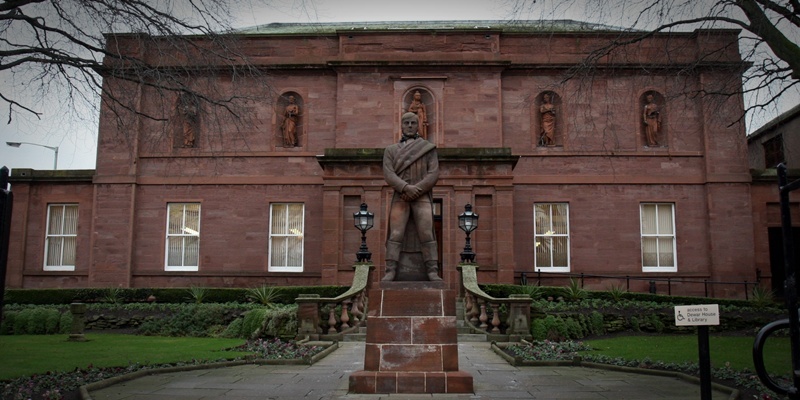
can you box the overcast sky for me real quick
[0,0,796,171]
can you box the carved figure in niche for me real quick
[177,93,199,147]
[383,112,440,282]
[407,91,428,139]
[281,95,300,147]
[643,93,661,147]
[539,92,557,146]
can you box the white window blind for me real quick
[269,203,304,272]
[534,203,570,272]
[640,203,677,272]
[165,203,200,271]
[44,204,78,271]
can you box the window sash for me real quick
[165,203,201,271]
[269,203,304,272]
[640,203,677,271]
[44,204,78,271]
[534,203,570,271]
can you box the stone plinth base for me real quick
[348,284,473,394]
[349,370,473,394]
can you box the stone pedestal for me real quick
[348,282,473,394]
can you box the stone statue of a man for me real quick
[382,112,441,281]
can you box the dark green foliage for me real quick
[0,312,15,335]
[3,308,65,335]
[630,316,640,332]
[561,279,588,302]
[227,306,298,339]
[59,313,72,334]
[3,286,348,305]
[589,311,605,335]
[222,317,244,338]
[137,304,233,337]
[241,309,270,338]
[479,283,768,309]
[531,318,547,340]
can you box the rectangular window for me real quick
[165,203,201,271]
[269,203,304,272]
[640,203,677,272]
[44,204,78,271]
[534,203,570,272]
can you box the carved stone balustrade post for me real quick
[68,302,87,342]
[296,294,321,340]
[507,294,533,341]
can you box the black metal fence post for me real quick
[0,166,13,323]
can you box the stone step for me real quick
[457,333,488,342]
[341,330,488,342]
[343,333,366,342]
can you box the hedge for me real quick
[3,286,348,305]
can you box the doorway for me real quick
[767,227,800,297]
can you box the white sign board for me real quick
[674,304,720,326]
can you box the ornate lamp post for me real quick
[353,203,374,262]
[458,204,479,263]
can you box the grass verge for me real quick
[0,334,249,380]
[583,334,791,375]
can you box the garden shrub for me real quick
[531,319,547,340]
[241,309,270,338]
[263,306,298,338]
[59,312,72,334]
[2,308,65,334]
[630,316,640,332]
[589,311,605,335]
[222,317,244,338]
[4,286,348,305]
[232,305,298,339]
[137,304,233,337]
[0,311,16,334]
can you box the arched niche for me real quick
[277,92,304,148]
[403,88,435,141]
[640,91,666,148]
[173,92,201,148]
[536,91,562,147]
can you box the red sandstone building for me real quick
[6,21,760,298]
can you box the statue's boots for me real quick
[382,241,402,282]
[421,241,442,281]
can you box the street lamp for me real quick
[6,142,59,170]
[458,203,479,263]
[353,203,374,262]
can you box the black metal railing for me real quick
[518,271,758,299]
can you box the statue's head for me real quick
[401,112,419,138]
[413,91,422,101]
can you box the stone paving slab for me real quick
[88,342,734,400]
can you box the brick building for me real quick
[749,104,800,296]
[6,21,758,297]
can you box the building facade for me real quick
[748,104,800,296]
[7,21,758,297]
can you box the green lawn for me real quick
[584,334,791,375]
[0,334,249,380]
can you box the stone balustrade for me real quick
[458,264,532,341]
[296,263,373,340]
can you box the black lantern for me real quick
[353,203,374,262]
[458,203,479,263]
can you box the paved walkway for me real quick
[88,342,733,399]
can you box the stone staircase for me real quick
[341,299,488,342]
